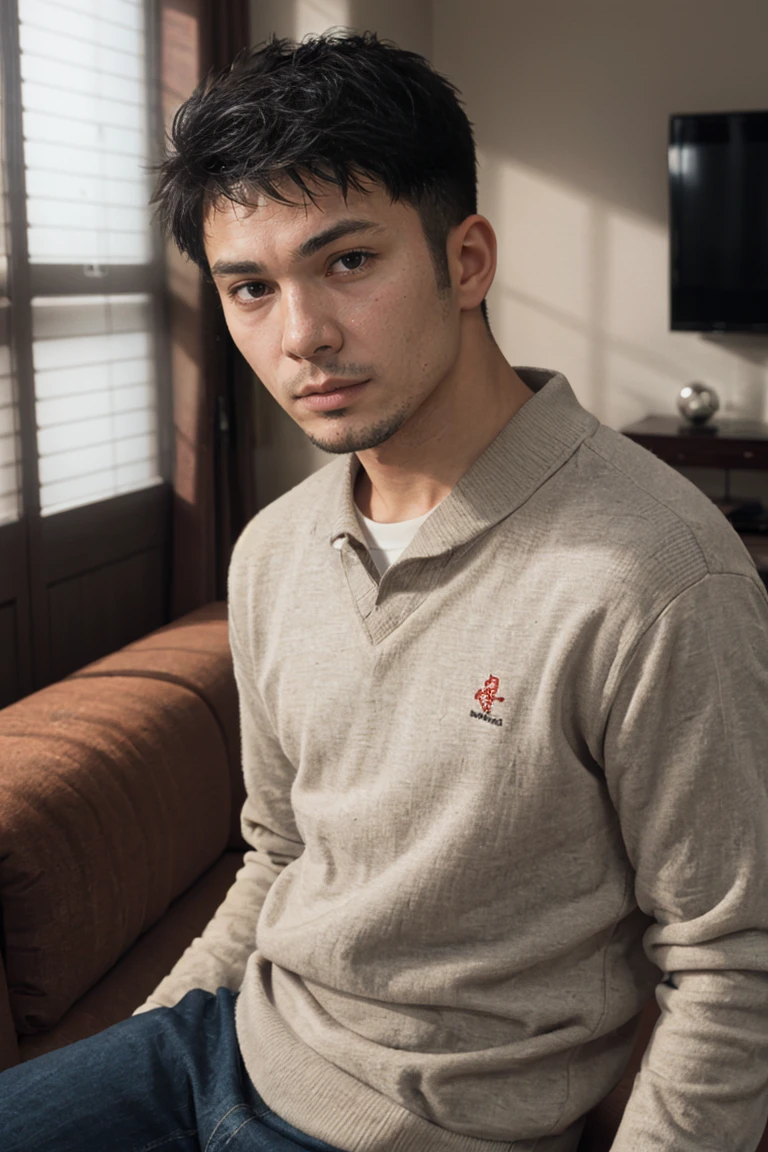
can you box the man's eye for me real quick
[232,282,269,302]
[331,250,372,272]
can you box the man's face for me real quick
[204,180,462,455]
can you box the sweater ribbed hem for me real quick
[235,979,585,1152]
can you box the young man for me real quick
[2,31,768,1152]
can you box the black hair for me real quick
[153,30,491,330]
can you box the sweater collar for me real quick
[328,368,599,558]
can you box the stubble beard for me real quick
[304,402,412,455]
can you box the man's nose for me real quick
[280,287,342,360]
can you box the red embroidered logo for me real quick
[474,675,505,715]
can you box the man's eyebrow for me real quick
[294,219,383,261]
[210,219,384,278]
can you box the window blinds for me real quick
[0,342,21,526]
[32,294,159,516]
[19,0,151,265]
[0,52,21,526]
[16,0,160,517]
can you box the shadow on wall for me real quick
[434,0,768,432]
[481,152,768,433]
[437,0,766,230]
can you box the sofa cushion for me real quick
[72,603,246,851]
[16,850,244,1064]
[0,673,231,1034]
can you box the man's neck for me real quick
[354,342,535,524]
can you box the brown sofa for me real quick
[0,607,764,1149]
[0,602,245,1071]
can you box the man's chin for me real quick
[304,410,409,456]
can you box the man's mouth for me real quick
[297,378,369,397]
[297,379,371,411]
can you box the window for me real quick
[0,0,170,705]
[14,0,163,517]
[33,293,159,514]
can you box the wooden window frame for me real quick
[0,0,173,704]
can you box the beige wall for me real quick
[434,0,768,502]
[248,0,432,509]
[250,0,430,52]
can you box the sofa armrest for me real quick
[0,669,231,1036]
[73,602,246,851]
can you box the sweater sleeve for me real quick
[602,571,768,1151]
[133,606,303,1015]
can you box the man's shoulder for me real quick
[576,422,759,589]
[230,454,347,575]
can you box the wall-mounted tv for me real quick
[669,111,768,333]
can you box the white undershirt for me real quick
[354,505,435,575]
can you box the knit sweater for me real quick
[141,368,768,1152]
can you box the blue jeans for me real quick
[0,987,345,1152]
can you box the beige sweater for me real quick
[141,369,768,1152]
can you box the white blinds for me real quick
[32,294,159,516]
[0,343,21,526]
[0,49,21,526]
[19,0,152,265]
[11,0,162,518]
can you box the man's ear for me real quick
[449,215,497,313]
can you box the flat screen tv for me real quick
[669,110,768,333]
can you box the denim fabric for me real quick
[0,987,345,1152]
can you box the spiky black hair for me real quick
[153,31,489,327]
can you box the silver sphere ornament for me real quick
[677,382,720,425]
